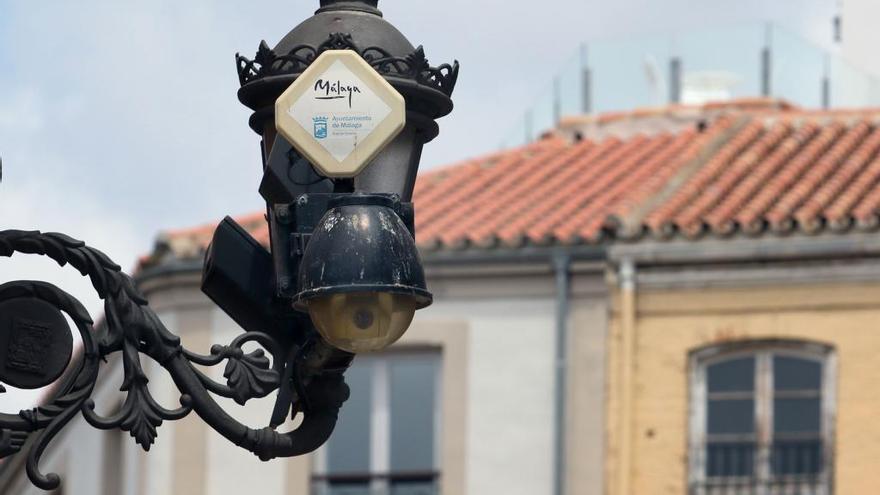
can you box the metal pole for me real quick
[581,43,592,114]
[553,251,571,495]
[669,57,682,104]
[526,110,534,143]
[554,77,562,126]
[822,53,831,109]
[617,258,637,495]
[762,23,773,97]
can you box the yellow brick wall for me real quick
[606,282,880,495]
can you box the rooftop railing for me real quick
[500,22,880,149]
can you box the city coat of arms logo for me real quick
[313,116,328,139]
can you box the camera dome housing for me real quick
[293,194,431,352]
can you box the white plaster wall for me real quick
[2,280,569,495]
[122,432,142,495]
[205,305,288,495]
[422,296,557,495]
[143,310,178,495]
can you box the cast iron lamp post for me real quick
[0,0,458,490]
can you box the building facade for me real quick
[4,100,880,495]
[605,237,880,495]
[602,106,880,494]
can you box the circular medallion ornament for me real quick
[0,297,73,390]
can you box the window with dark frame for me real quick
[311,350,441,495]
[689,342,834,494]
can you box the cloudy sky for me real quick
[0,0,836,408]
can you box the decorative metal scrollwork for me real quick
[236,32,459,97]
[0,230,350,491]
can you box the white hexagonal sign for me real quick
[275,50,406,178]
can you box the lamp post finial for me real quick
[318,0,379,13]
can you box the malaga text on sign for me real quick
[275,50,406,178]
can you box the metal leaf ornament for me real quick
[223,347,280,405]
[119,377,191,450]
[0,227,350,491]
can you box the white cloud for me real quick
[0,81,142,411]
[0,87,45,132]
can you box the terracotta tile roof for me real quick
[627,110,880,239]
[141,98,880,268]
[141,211,267,269]
[416,103,739,248]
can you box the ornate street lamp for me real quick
[0,0,458,490]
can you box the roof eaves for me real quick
[421,242,606,266]
[609,229,880,265]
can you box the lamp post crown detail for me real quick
[317,0,380,14]
[236,0,458,202]
[236,1,458,140]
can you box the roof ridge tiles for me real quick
[617,115,746,237]
[524,135,657,242]
[550,134,677,242]
[668,121,771,230]
[643,120,764,231]
[705,122,818,229]
[572,131,697,240]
